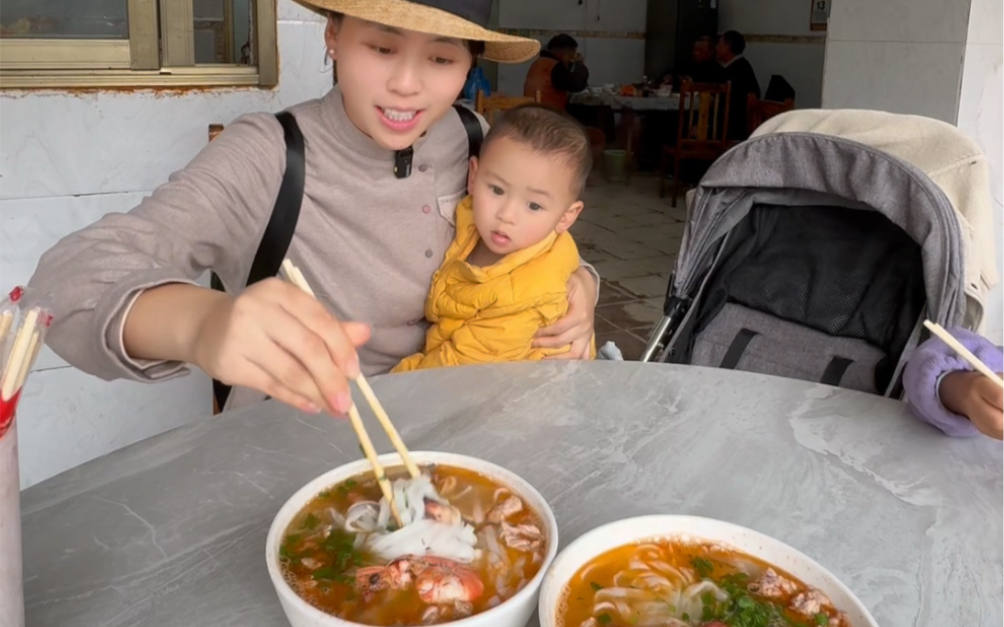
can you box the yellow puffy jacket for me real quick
[393,196,587,372]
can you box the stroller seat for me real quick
[683,202,925,394]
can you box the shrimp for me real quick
[355,555,484,605]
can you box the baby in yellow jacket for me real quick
[393,105,594,372]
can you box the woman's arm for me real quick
[29,113,365,415]
[534,266,597,359]
[28,112,286,381]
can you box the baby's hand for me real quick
[940,371,1004,440]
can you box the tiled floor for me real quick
[574,174,686,360]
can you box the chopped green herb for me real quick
[590,581,604,591]
[681,613,690,622]
[312,566,338,581]
[596,613,612,625]
[815,613,829,626]
[317,489,331,498]
[303,513,320,530]
[280,533,301,560]
[337,479,358,495]
[692,556,715,578]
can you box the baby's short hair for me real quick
[481,104,593,195]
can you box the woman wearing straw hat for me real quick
[28,0,599,417]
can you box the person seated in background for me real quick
[523,34,590,111]
[684,35,726,84]
[716,30,760,141]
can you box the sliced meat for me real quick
[791,589,831,616]
[500,522,542,552]
[748,568,797,598]
[486,496,523,524]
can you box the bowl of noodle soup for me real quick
[539,515,878,627]
[265,451,558,627]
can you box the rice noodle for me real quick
[342,475,478,563]
[589,544,728,627]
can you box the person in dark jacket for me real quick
[685,35,726,84]
[523,34,590,110]
[716,30,760,140]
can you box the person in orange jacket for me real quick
[393,105,596,372]
[523,34,590,111]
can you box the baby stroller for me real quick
[640,109,998,396]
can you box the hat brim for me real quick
[294,0,540,63]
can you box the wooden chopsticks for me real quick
[279,259,419,525]
[923,320,1004,389]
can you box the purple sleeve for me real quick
[902,327,1004,436]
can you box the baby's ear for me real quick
[555,201,585,234]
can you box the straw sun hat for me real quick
[294,0,541,63]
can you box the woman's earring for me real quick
[328,48,336,59]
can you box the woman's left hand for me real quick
[534,267,597,359]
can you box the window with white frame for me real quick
[0,0,278,89]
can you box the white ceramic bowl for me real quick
[266,451,559,627]
[538,515,878,627]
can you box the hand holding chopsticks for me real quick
[923,320,1004,389]
[280,260,419,525]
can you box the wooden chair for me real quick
[475,90,541,125]
[746,94,795,135]
[659,80,731,206]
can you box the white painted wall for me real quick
[496,0,648,95]
[821,0,970,123]
[956,0,1003,344]
[0,0,332,488]
[718,0,826,108]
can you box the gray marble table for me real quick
[20,362,1003,627]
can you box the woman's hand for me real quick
[124,281,369,416]
[534,267,597,360]
[940,370,1004,439]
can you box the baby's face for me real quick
[468,136,583,257]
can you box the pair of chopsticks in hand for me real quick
[923,320,1004,389]
[280,259,417,526]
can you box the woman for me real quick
[28,0,598,417]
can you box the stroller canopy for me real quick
[677,108,998,332]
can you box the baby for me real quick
[394,104,594,372]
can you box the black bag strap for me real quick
[212,111,305,411]
[247,111,306,285]
[453,103,483,158]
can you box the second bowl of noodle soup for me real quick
[539,515,878,627]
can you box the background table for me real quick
[20,361,1003,626]
[570,91,681,111]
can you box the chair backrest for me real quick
[475,90,541,125]
[677,80,731,148]
[747,95,795,135]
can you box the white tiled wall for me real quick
[956,0,1003,344]
[0,1,331,488]
[718,0,826,108]
[821,0,970,123]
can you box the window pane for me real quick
[193,0,254,64]
[0,0,129,39]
